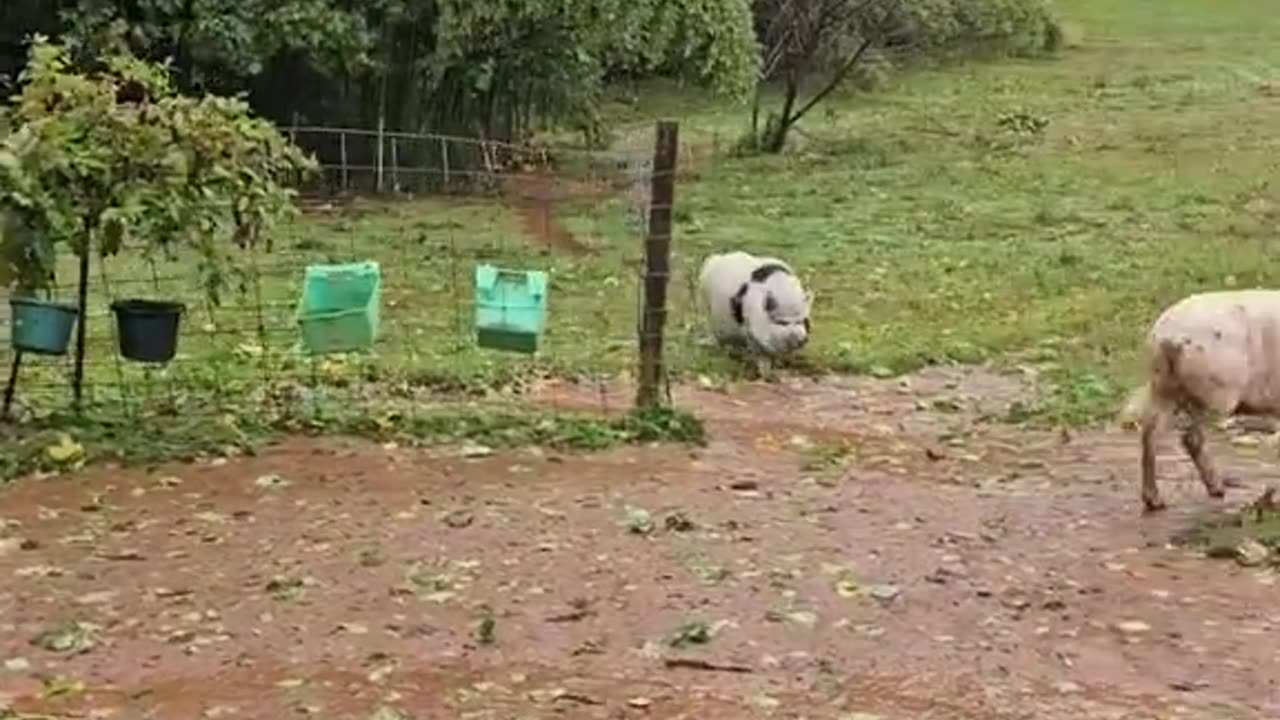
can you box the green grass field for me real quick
[4,0,1280,474]
[648,0,1280,424]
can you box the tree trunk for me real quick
[750,83,762,147]
[765,70,801,153]
[175,0,195,91]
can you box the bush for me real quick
[885,0,1062,60]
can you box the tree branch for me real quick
[760,0,801,80]
[761,31,792,80]
[786,0,901,127]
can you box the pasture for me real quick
[4,0,1280,471]
[3,0,1280,717]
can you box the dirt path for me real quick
[2,368,1278,719]
[499,172,602,257]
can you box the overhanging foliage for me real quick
[0,38,315,300]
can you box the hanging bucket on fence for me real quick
[9,297,79,356]
[473,264,548,354]
[297,261,382,355]
[111,298,186,363]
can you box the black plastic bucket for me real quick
[111,299,185,363]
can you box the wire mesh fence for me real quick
[0,124,709,436]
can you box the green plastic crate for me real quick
[474,264,547,354]
[297,261,381,355]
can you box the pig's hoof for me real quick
[1142,498,1168,514]
[1207,486,1226,500]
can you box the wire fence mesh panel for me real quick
[0,127,698,446]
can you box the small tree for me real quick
[746,0,901,154]
[746,0,1060,153]
[0,37,315,403]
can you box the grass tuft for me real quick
[2,401,705,481]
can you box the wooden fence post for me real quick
[390,136,400,193]
[375,114,386,193]
[339,130,349,192]
[636,120,679,408]
[441,137,450,191]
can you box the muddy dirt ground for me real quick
[2,368,1279,720]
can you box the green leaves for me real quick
[0,38,315,300]
[14,0,759,151]
[61,0,370,84]
[415,0,758,140]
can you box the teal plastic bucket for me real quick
[9,297,79,356]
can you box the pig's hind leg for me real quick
[1182,385,1242,501]
[1179,410,1225,500]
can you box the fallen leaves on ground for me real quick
[254,473,290,489]
[39,675,85,700]
[30,621,96,654]
[476,611,496,646]
[45,434,85,466]
[624,506,655,535]
[0,538,20,557]
[669,620,713,648]
[265,576,306,601]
